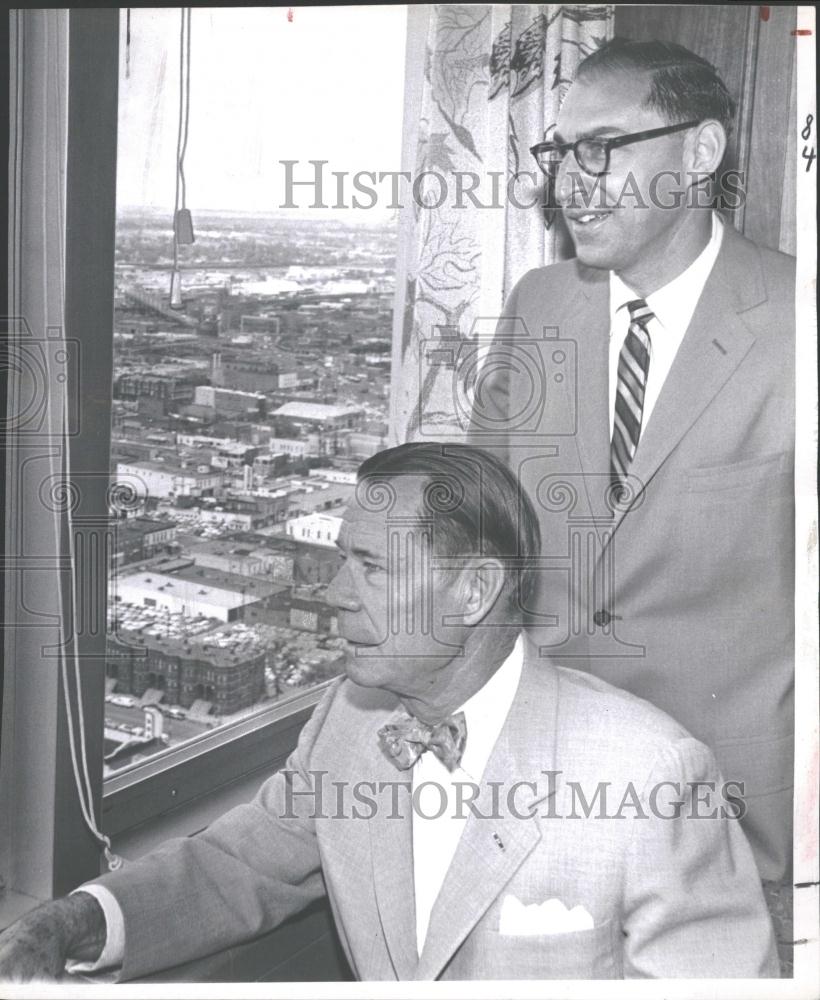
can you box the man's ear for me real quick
[460,558,507,626]
[686,119,727,176]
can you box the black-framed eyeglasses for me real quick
[530,120,700,178]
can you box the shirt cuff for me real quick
[64,885,125,976]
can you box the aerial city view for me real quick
[103,208,395,773]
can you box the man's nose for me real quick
[555,150,591,207]
[325,563,361,611]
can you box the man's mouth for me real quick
[565,209,613,230]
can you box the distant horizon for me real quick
[117,204,399,225]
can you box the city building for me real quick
[252,452,289,476]
[212,443,263,470]
[285,512,343,548]
[285,481,351,518]
[114,372,198,415]
[114,566,286,622]
[271,401,365,433]
[117,460,224,499]
[193,385,267,419]
[189,537,295,582]
[211,352,298,393]
[114,517,178,566]
[347,432,387,459]
[288,588,339,634]
[106,629,266,716]
[270,435,322,458]
[193,494,289,531]
[220,532,340,587]
[308,468,356,485]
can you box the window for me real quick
[2,10,411,898]
[102,6,407,813]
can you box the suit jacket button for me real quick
[593,610,611,626]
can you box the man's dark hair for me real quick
[357,442,541,615]
[577,38,736,138]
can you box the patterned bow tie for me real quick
[378,711,468,771]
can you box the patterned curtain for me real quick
[391,4,614,443]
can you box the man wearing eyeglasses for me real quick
[470,39,795,896]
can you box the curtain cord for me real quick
[58,381,123,872]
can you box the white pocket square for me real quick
[498,894,595,936]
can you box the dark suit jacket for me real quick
[467,221,795,881]
[93,659,777,980]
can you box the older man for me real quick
[0,443,777,981]
[469,38,794,884]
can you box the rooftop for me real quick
[109,604,346,667]
[169,563,289,597]
[117,459,221,478]
[116,568,285,608]
[187,537,291,561]
[272,401,364,421]
[120,517,178,537]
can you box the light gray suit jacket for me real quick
[94,658,778,980]
[467,222,795,881]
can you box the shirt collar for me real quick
[610,213,724,333]
[454,633,524,781]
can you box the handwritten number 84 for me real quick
[802,114,816,172]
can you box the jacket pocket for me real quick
[453,917,621,979]
[684,451,791,495]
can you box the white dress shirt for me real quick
[66,883,125,975]
[412,635,523,955]
[608,213,724,439]
[68,636,525,976]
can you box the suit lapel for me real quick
[607,226,762,535]
[559,265,611,543]
[415,659,559,980]
[366,709,419,979]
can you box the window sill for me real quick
[102,683,329,844]
[110,753,283,859]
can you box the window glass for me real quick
[105,7,405,776]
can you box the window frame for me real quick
[1,11,339,908]
[2,7,119,909]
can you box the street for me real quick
[104,702,213,748]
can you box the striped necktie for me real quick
[611,299,654,490]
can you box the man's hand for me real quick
[0,892,106,982]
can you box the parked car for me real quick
[159,705,186,720]
[108,694,135,708]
